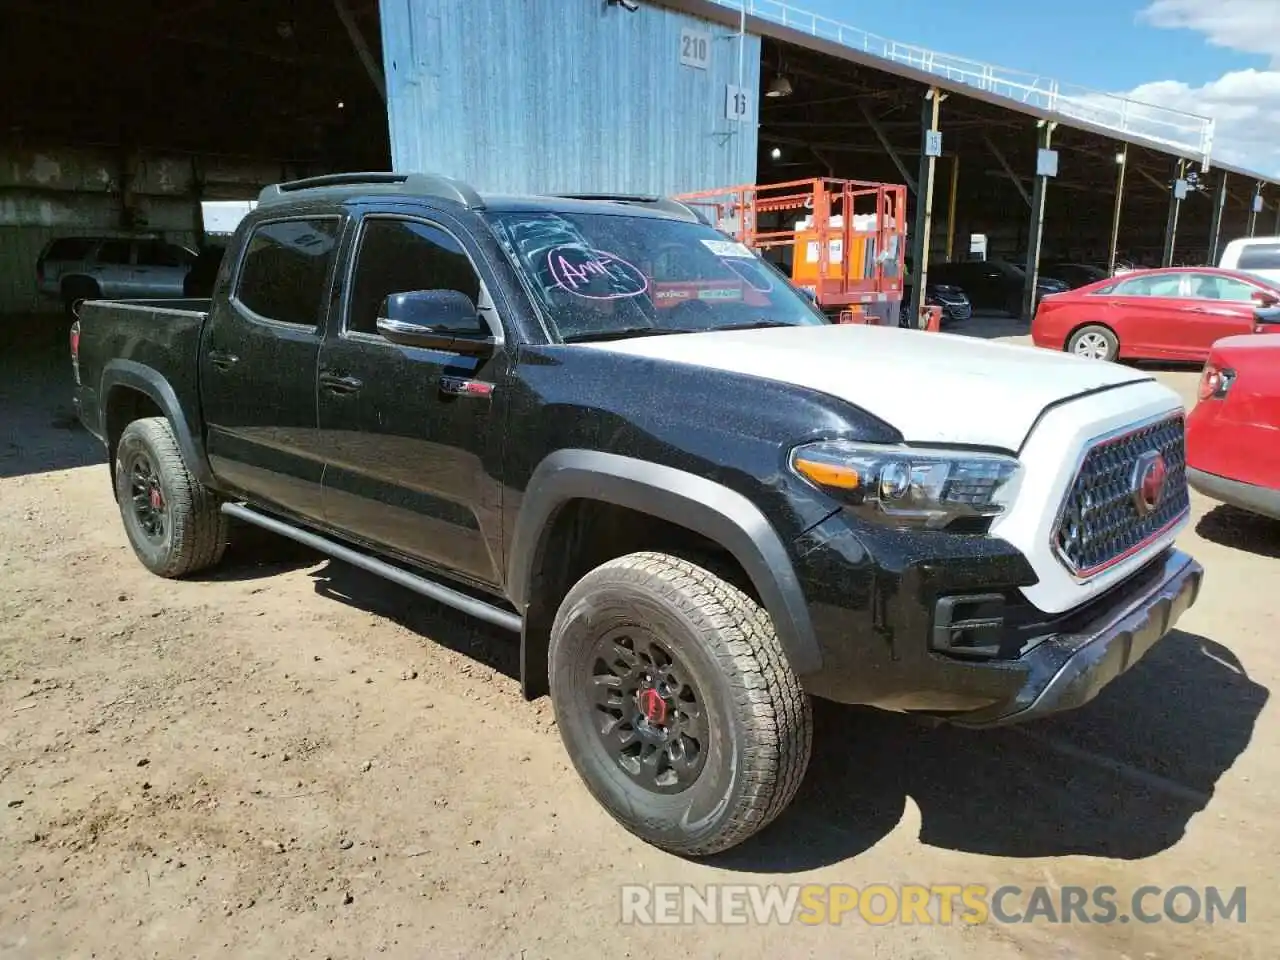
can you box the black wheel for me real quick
[548,552,812,857]
[114,417,228,577]
[1066,324,1119,362]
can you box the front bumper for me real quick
[1188,466,1280,521]
[949,549,1202,726]
[790,510,1202,726]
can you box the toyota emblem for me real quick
[1131,450,1168,515]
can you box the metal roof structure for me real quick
[669,0,1278,187]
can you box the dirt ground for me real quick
[2,315,1278,959]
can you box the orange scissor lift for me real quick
[674,178,909,325]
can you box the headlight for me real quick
[789,440,1021,529]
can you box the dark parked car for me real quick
[899,280,972,327]
[71,171,1202,858]
[928,259,1069,316]
[1039,261,1110,289]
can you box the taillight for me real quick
[70,320,81,386]
[1197,363,1234,401]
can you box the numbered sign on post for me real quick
[680,28,711,69]
[724,85,752,123]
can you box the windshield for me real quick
[487,211,828,341]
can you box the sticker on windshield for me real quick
[547,246,649,300]
[700,239,756,259]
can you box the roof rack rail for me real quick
[548,193,709,224]
[257,171,484,209]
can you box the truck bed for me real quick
[74,299,210,447]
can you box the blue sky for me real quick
[792,0,1280,176]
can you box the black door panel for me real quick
[200,216,342,519]
[318,215,507,588]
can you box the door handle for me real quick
[207,349,239,370]
[319,371,363,394]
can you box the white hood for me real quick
[579,324,1155,450]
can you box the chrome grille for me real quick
[1053,415,1189,577]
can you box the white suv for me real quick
[1218,236,1280,285]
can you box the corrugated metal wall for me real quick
[380,0,760,196]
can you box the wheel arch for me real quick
[100,360,213,488]
[507,450,822,699]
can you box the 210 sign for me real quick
[680,28,711,69]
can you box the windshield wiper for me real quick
[562,326,699,343]
[712,320,798,332]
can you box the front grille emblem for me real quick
[1131,450,1168,516]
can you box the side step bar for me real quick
[220,502,523,634]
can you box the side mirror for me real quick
[376,290,494,354]
[1251,289,1280,308]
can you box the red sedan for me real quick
[1186,334,1280,520]
[1031,266,1280,362]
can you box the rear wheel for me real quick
[548,551,812,857]
[114,417,228,577]
[1067,324,1119,362]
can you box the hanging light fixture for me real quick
[765,47,792,98]
[766,74,793,98]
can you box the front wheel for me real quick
[1067,324,1119,362]
[548,552,813,857]
[114,417,229,578]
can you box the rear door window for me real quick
[234,218,342,328]
[95,240,133,265]
[1111,272,1184,297]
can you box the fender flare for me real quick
[99,359,214,487]
[507,449,822,676]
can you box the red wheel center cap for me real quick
[149,488,163,509]
[638,688,668,726]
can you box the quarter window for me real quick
[236,218,341,327]
[346,218,483,337]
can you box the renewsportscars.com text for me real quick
[620,883,1247,926]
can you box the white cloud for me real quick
[1139,0,1280,65]
[1127,3,1280,177]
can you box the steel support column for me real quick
[858,101,917,194]
[1108,145,1127,276]
[1208,172,1228,265]
[1022,121,1055,322]
[1273,200,1280,235]
[1162,159,1186,267]
[945,156,960,261]
[1247,183,1262,237]
[909,87,943,329]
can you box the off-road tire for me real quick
[114,416,228,577]
[548,551,813,857]
[1066,323,1120,362]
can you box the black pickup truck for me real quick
[72,171,1203,857]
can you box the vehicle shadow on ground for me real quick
[1195,505,1280,559]
[0,313,105,479]
[711,630,1267,873]
[190,521,329,581]
[308,559,522,680]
